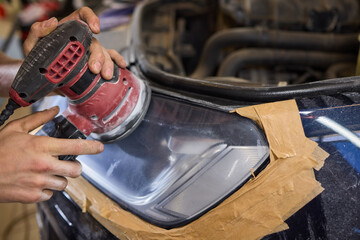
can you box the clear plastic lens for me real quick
[79,95,269,228]
[35,94,269,228]
[159,146,269,216]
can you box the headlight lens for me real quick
[35,94,269,228]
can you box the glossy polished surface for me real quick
[264,96,360,239]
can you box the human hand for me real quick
[22,7,127,80]
[0,106,104,203]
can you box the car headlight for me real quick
[35,94,269,228]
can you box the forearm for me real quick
[0,51,22,97]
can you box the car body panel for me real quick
[36,0,360,238]
[36,92,360,239]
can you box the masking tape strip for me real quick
[66,99,329,240]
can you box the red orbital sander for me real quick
[0,20,151,144]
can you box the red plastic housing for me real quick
[62,68,141,136]
[9,88,31,107]
[45,40,85,84]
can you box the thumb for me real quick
[23,17,59,56]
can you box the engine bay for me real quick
[138,0,360,88]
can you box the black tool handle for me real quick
[10,20,92,106]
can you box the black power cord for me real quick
[0,99,20,127]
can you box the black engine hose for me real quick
[217,49,356,77]
[190,28,358,78]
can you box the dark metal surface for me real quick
[263,97,360,239]
[38,191,118,240]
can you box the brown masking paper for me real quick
[66,99,329,240]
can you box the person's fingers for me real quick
[88,38,105,75]
[22,189,53,203]
[26,173,68,191]
[100,49,114,80]
[23,153,81,178]
[77,7,100,33]
[46,158,83,178]
[88,38,127,79]
[107,49,127,68]
[23,17,58,56]
[43,138,104,156]
[88,38,121,80]
[4,187,53,203]
[44,175,68,191]
[38,189,54,202]
[59,7,100,34]
[5,106,59,133]
[89,39,126,79]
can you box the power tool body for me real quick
[1,20,151,148]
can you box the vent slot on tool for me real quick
[45,40,84,84]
